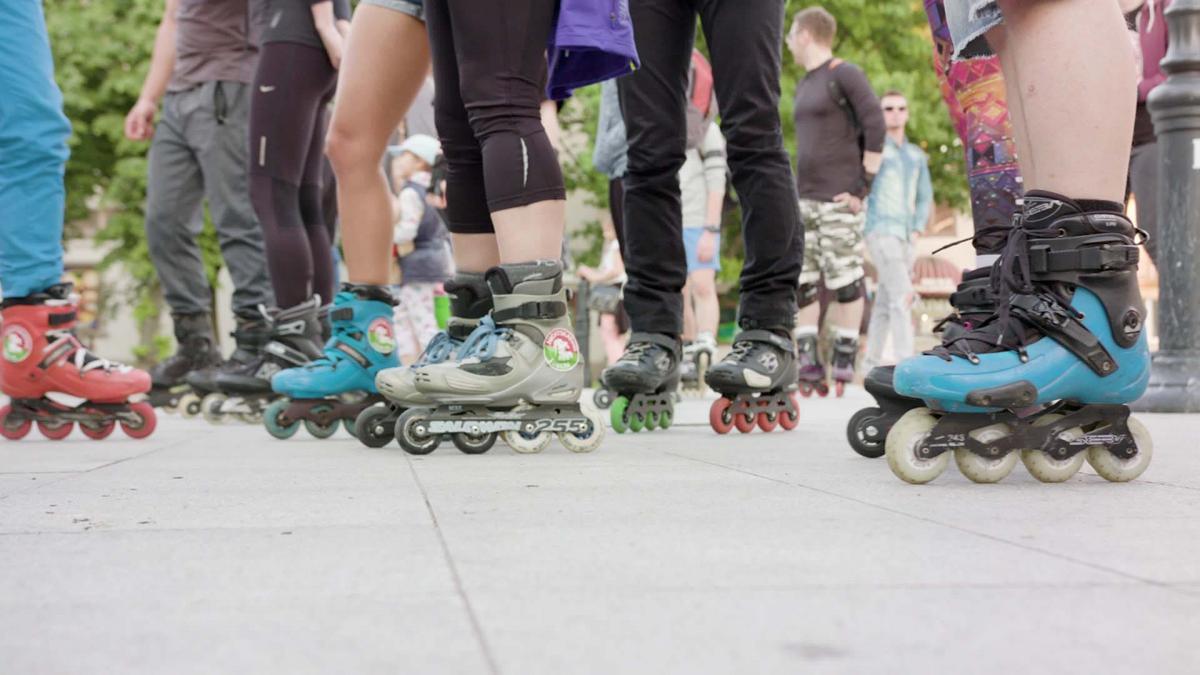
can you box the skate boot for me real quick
[0,284,156,440]
[829,334,859,397]
[679,332,717,395]
[705,326,800,434]
[195,300,324,425]
[147,313,221,417]
[794,332,828,397]
[355,274,493,448]
[848,267,996,458]
[263,286,398,439]
[887,192,1152,484]
[600,332,680,434]
[397,260,604,455]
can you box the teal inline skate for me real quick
[354,273,493,448]
[264,284,399,440]
[887,192,1153,484]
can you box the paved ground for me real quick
[1,388,1198,674]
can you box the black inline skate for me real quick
[705,327,800,434]
[600,332,681,433]
[147,313,221,417]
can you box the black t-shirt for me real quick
[256,0,351,49]
[793,59,886,202]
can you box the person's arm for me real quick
[333,0,352,36]
[912,155,934,237]
[311,1,345,70]
[697,124,727,264]
[124,0,180,141]
[844,65,886,179]
[393,187,424,245]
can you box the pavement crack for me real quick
[405,456,501,675]
[0,436,192,502]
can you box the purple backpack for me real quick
[546,0,640,100]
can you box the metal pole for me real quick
[1134,0,1200,412]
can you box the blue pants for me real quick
[0,2,71,299]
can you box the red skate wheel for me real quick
[38,420,74,440]
[0,406,32,440]
[709,398,734,434]
[816,382,830,398]
[835,381,846,398]
[756,404,779,433]
[778,392,801,431]
[733,410,756,434]
[120,402,157,439]
[798,384,812,398]
[80,421,116,440]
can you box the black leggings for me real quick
[425,0,565,234]
[248,41,337,309]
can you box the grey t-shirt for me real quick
[169,0,263,92]
[405,76,438,139]
[258,0,351,49]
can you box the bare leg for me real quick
[599,314,624,365]
[450,233,501,274]
[326,7,430,285]
[682,278,697,342]
[829,298,864,338]
[689,269,720,338]
[795,303,821,331]
[991,0,1135,201]
[491,200,567,264]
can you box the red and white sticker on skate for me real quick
[367,318,397,355]
[2,325,32,363]
[543,328,580,372]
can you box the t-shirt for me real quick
[257,0,351,49]
[792,59,886,202]
[170,0,264,91]
[405,76,438,139]
[678,122,727,229]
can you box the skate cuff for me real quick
[733,329,793,353]
[628,332,681,354]
[493,301,566,323]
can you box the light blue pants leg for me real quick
[0,2,71,298]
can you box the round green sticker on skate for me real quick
[2,326,32,363]
[543,328,580,372]
[367,318,397,355]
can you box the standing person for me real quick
[124,0,275,410]
[1130,0,1169,267]
[862,91,932,373]
[602,0,805,436]
[576,219,628,367]
[788,6,886,398]
[387,135,453,363]
[593,78,630,257]
[886,0,1153,485]
[678,120,727,391]
[0,3,157,441]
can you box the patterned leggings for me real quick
[392,283,440,361]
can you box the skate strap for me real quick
[628,332,680,354]
[1009,294,1117,376]
[1028,240,1139,275]
[331,341,371,369]
[949,284,991,310]
[48,310,76,326]
[733,329,793,353]
[492,300,566,323]
[329,307,356,322]
[264,341,315,369]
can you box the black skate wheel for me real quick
[593,388,613,409]
[452,432,496,455]
[396,408,440,455]
[354,406,396,449]
[846,407,886,458]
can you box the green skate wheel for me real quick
[610,396,630,434]
[644,410,659,431]
[264,399,300,440]
[658,408,673,430]
[628,412,645,433]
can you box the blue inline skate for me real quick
[886,192,1153,484]
[264,284,399,440]
[353,273,493,449]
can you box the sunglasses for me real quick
[884,106,907,112]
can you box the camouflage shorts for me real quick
[797,198,865,291]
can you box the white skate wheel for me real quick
[1086,416,1153,482]
[885,408,949,484]
[1019,414,1085,483]
[954,422,1018,484]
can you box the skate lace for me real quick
[725,340,757,364]
[930,228,1079,363]
[416,331,459,366]
[455,316,509,362]
[48,330,130,373]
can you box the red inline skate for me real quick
[1,285,155,441]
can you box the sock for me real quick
[793,325,818,339]
[835,327,859,342]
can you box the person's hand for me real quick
[833,192,863,214]
[124,98,158,141]
[577,265,595,282]
[319,29,344,70]
[697,229,717,263]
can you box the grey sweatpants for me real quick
[864,232,915,370]
[145,81,272,317]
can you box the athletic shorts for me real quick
[361,0,424,21]
[683,228,721,274]
[797,198,865,292]
[943,0,1003,59]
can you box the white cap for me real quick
[397,134,441,167]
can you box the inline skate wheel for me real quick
[452,432,496,455]
[0,405,32,440]
[778,392,801,431]
[885,408,949,484]
[1019,414,1085,483]
[502,423,553,454]
[396,407,440,455]
[953,422,1019,483]
[178,393,203,418]
[709,398,734,434]
[38,420,74,440]
[201,393,228,425]
[610,396,630,434]
[627,411,646,433]
[657,408,673,430]
[301,403,339,439]
[733,408,756,434]
[644,410,659,431]
[121,402,158,439]
[1086,416,1153,483]
[342,418,358,439]
[593,388,613,409]
[80,420,116,440]
[354,406,396,449]
[816,382,830,398]
[558,410,605,453]
[798,384,812,398]
[756,399,779,433]
[835,380,846,398]
[846,407,886,459]
[263,399,301,440]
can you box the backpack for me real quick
[826,59,866,159]
[685,50,717,150]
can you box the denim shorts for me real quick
[683,228,721,274]
[944,0,1003,58]
[361,0,424,21]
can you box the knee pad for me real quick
[798,283,820,309]
[835,279,865,303]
